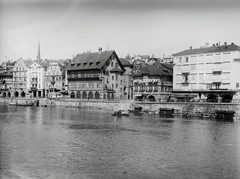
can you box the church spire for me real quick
[37,41,41,60]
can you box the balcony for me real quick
[68,75,102,81]
[212,68,222,73]
[181,80,189,84]
[181,66,190,74]
[31,81,37,85]
[212,77,222,83]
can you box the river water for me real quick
[0,104,240,179]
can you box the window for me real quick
[186,57,188,63]
[236,83,239,88]
[112,75,114,80]
[111,62,113,67]
[191,64,196,70]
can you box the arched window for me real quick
[70,92,75,98]
[95,92,100,99]
[89,91,93,99]
[76,91,81,98]
[21,91,25,97]
[82,91,87,99]
[14,91,19,97]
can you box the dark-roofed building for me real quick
[172,42,240,102]
[0,67,13,97]
[65,48,126,99]
[132,62,173,101]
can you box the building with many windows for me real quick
[119,58,133,99]
[172,42,240,102]
[12,58,32,97]
[28,60,48,97]
[45,62,66,97]
[65,48,126,99]
[0,68,13,97]
[132,61,173,101]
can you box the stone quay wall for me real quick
[1,97,240,116]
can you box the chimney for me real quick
[231,43,234,45]
[205,43,209,47]
[224,42,227,45]
[98,47,102,54]
[190,46,192,49]
[152,54,154,58]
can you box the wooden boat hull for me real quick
[112,113,130,117]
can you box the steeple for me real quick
[37,41,41,60]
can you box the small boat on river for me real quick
[112,110,130,116]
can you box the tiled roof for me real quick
[133,62,173,77]
[65,50,124,71]
[24,60,33,67]
[119,58,131,66]
[110,67,124,73]
[173,44,240,56]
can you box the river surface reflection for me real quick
[0,104,240,179]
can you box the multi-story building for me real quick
[45,62,66,97]
[132,61,173,101]
[12,58,32,97]
[120,58,133,99]
[0,68,13,97]
[172,42,240,102]
[65,48,126,99]
[28,60,48,97]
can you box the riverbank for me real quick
[1,97,240,117]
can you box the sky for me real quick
[0,0,240,63]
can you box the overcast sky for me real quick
[0,0,240,63]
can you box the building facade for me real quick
[28,61,48,97]
[45,62,66,97]
[119,58,133,99]
[172,42,240,102]
[0,69,13,97]
[132,61,173,101]
[12,58,32,97]
[65,48,126,99]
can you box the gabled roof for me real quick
[120,58,131,67]
[173,44,240,56]
[133,62,173,77]
[110,67,124,73]
[24,60,33,67]
[28,60,49,68]
[65,50,124,71]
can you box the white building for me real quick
[28,61,48,97]
[45,62,66,97]
[172,42,240,102]
[12,58,32,97]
